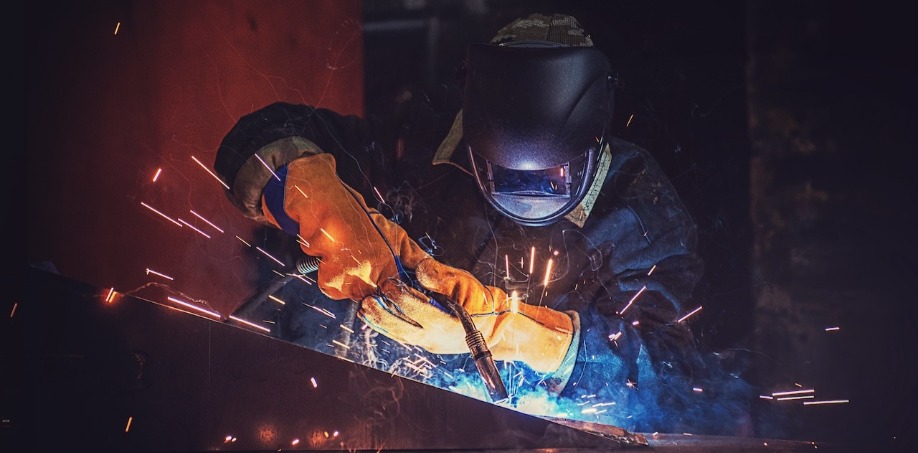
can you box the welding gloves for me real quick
[262,153,431,302]
[264,152,575,376]
[362,258,577,375]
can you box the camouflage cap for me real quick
[490,13,593,47]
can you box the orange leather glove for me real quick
[263,153,430,302]
[362,258,576,374]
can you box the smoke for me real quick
[271,277,769,437]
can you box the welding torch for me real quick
[427,291,510,404]
[394,258,509,404]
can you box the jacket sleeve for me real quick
[558,140,710,430]
[218,101,394,205]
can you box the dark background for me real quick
[21,0,918,450]
[363,1,918,447]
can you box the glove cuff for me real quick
[490,305,575,374]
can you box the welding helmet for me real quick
[463,14,614,227]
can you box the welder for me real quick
[213,13,750,434]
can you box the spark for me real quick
[777,395,815,401]
[293,185,308,198]
[255,247,286,267]
[124,416,133,432]
[228,315,272,333]
[167,296,222,319]
[9,302,17,318]
[331,340,350,349]
[291,439,300,446]
[542,259,554,287]
[190,210,224,233]
[693,387,703,393]
[152,168,162,182]
[618,285,647,315]
[304,303,337,319]
[291,273,316,285]
[529,247,536,275]
[268,295,286,305]
[319,228,335,242]
[191,155,229,190]
[759,395,774,400]
[772,389,814,397]
[803,399,850,406]
[626,113,634,127]
[647,264,656,275]
[632,320,640,326]
[113,22,120,35]
[608,331,622,341]
[310,377,318,388]
[105,288,117,303]
[677,305,703,323]
[145,268,174,280]
[372,186,384,203]
[296,234,310,248]
[412,355,435,368]
[252,154,281,181]
[224,435,237,443]
[505,254,511,280]
[235,236,252,247]
[140,201,182,227]
[339,324,354,334]
[178,218,212,238]
[825,326,840,332]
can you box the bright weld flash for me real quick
[191,155,229,190]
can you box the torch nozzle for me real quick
[428,292,509,403]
